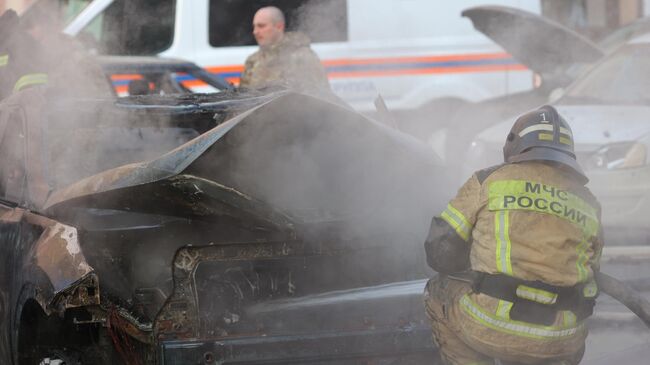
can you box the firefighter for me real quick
[0,9,48,100]
[424,105,603,365]
[240,6,331,95]
[0,3,111,101]
[18,1,112,98]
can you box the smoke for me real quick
[187,92,447,281]
[5,1,650,362]
[291,0,348,43]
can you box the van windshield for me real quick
[78,0,175,55]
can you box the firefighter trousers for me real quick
[423,275,585,365]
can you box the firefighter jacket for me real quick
[0,11,48,100]
[0,8,112,101]
[424,161,603,357]
[240,32,331,95]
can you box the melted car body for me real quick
[0,88,447,364]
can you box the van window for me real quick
[209,0,348,47]
[0,109,26,203]
[60,0,94,25]
[80,0,175,55]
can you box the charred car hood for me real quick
[44,92,444,235]
[462,6,604,76]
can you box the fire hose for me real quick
[595,271,650,328]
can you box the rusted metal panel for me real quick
[23,212,98,312]
[155,240,305,342]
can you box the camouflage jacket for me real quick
[240,32,330,94]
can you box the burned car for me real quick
[0,87,447,364]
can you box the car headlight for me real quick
[586,141,647,170]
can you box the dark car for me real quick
[0,87,448,364]
[97,55,233,97]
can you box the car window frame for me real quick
[0,106,28,205]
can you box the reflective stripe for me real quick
[516,285,558,305]
[538,133,553,141]
[441,203,472,241]
[518,123,553,137]
[460,294,582,339]
[495,210,513,275]
[559,127,573,137]
[582,280,598,298]
[0,54,8,67]
[575,237,589,282]
[559,136,573,145]
[488,180,599,237]
[13,73,48,92]
[562,311,577,327]
[496,300,513,319]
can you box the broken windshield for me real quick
[44,101,202,190]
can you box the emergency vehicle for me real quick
[62,0,540,110]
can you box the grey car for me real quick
[463,33,650,245]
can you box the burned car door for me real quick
[0,91,101,365]
[0,101,27,361]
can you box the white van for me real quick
[63,0,540,111]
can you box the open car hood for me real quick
[462,6,604,76]
[45,92,445,237]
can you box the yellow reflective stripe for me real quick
[13,73,48,92]
[441,203,472,241]
[582,279,598,298]
[559,136,573,145]
[575,237,589,282]
[563,311,577,327]
[495,210,513,275]
[488,180,599,237]
[496,300,513,319]
[0,54,8,67]
[460,294,583,340]
[518,123,553,137]
[516,285,558,305]
[538,133,553,141]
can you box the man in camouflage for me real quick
[240,6,331,95]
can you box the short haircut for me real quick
[259,6,285,25]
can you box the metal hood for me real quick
[462,5,604,76]
[45,92,444,237]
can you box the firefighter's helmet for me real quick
[503,105,587,181]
